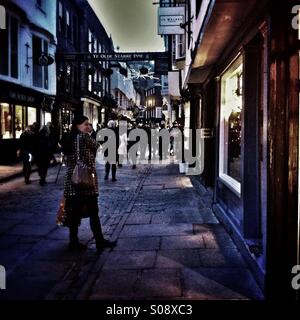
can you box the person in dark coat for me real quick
[19,125,36,184]
[103,120,118,181]
[35,125,52,186]
[63,115,116,253]
[128,122,138,169]
[88,123,97,141]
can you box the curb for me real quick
[0,162,59,184]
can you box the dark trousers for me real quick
[67,195,105,245]
[105,162,116,179]
[69,214,105,244]
[22,154,32,183]
[36,157,50,182]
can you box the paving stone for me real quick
[156,249,202,268]
[7,224,55,237]
[181,268,247,300]
[0,220,20,234]
[13,261,71,281]
[119,224,193,238]
[188,267,264,300]
[102,251,156,270]
[114,237,160,251]
[198,249,247,268]
[27,239,77,261]
[126,212,152,224]
[89,270,140,300]
[134,269,181,298]
[161,235,205,250]
[1,277,57,300]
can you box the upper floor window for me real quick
[196,0,202,17]
[58,2,63,34]
[66,10,72,41]
[32,35,49,89]
[176,34,185,59]
[73,15,78,46]
[0,13,19,79]
[88,29,93,53]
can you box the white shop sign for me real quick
[158,7,185,35]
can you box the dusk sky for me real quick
[87,0,165,52]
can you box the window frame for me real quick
[0,11,20,80]
[32,33,50,89]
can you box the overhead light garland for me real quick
[126,68,160,81]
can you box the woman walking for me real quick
[63,115,116,253]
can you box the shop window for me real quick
[15,105,25,139]
[27,107,37,126]
[0,13,19,79]
[0,103,13,139]
[219,55,243,194]
[44,112,51,124]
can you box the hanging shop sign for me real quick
[158,6,185,35]
[38,54,55,66]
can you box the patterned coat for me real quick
[64,133,100,197]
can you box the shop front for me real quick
[81,97,100,130]
[0,80,53,163]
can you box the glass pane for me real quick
[0,103,13,139]
[92,106,98,128]
[27,107,37,125]
[45,112,51,124]
[33,36,43,87]
[220,55,243,184]
[0,14,9,75]
[59,2,63,17]
[44,41,48,89]
[228,110,242,182]
[10,16,18,78]
[15,105,25,139]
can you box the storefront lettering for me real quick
[9,91,35,103]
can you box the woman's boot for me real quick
[69,224,85,251]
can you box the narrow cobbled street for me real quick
[0,163,263,300]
